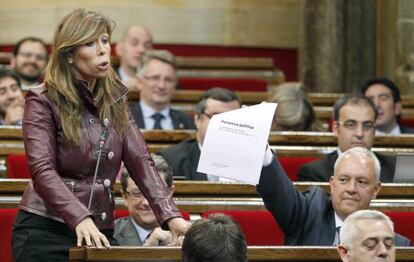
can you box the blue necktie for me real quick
[151,113,164,129]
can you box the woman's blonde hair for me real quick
[44,9,129,145]
[268,82,323,131]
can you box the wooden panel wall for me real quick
[0,0,301,48]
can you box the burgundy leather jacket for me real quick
[19,80,180,231]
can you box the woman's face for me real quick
[72,32,111,87]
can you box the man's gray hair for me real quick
[340,210,394,247]
[137,49,177,76]
[334,147,381,181]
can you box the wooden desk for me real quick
[69,246,414,261]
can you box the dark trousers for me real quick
[12,210,118,262]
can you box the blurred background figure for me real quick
[181,214,247,262]
[0,69,24,125]
[268,82,324,132]
[115,25,153,91]
[10,37,48,90]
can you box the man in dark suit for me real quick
[157,87,241,180]
[258,147,410,246]
[130,50,195,130]
[361,77,414,135]
[114,154,175,246]
[298,94,396,182]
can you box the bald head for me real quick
[116,25,154,74]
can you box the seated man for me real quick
[181,214,247,262]
[130,50,195,130]
[114,154,175,246]
[298,94,396,182]
[257,146,410,246]
[337,210,395,262]
[361,77,414,135]
[10,37,48,90]
[157,87,241,180]
[0,69,24,125]
[115,25,153,91]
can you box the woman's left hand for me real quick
[167,217,191,246]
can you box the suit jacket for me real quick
[157,139,207,180]
[297,151,396,182]
[257,158,411,246]
[401,125,414,134]
[114,217,143,246]
[130,102,195,130]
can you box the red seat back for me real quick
[178,77,267,92]
[279,156,320,181]
[6,154,30,179]
[385,211,414,244]
[400,119,414,129]
[115,209,191,221]
[0,208,18,262]
[201,210,283,245]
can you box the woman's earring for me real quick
[68,57,73,64]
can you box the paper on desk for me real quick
[197,103,277,185]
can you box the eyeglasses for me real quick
[144,75,177,86]
[126,189,143,199]
[336,120,375,131]
[17,51,47,62]
[201,112,221,119]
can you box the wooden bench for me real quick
[68,246,414,261]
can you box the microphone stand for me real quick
[88,119,109,210]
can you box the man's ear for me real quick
[337,245,350,262]
[394,101,402,117]
[372,182,381,199]
[194,114,201,129]
[329,176,335,195]
[332,120,339,136]
[115,42,122,56]
[120,189,129,207]
[10,56,16,68]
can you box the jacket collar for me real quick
[73,78,128,108]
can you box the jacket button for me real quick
[108,151,114,160]
[103,179,111,188]
[101,212,107,221]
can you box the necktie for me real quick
[333,226,341,245]
[151,113,164,130]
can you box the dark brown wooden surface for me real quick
[68,246,414,261]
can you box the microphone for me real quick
[88,118,109,210]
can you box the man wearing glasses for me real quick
[130,50,195,130]
[114,154,176,246]
[158,87,241,180]
[10,37,48,90]
[298,94,396,182]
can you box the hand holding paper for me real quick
[197,103,277,184]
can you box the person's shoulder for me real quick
[169,108,196,129]
[395,232,411,246]
[27,83,48,96]
[374,151,396,163]
[114,216,131,230]
[157,139,198,166]
[400,125,414,134]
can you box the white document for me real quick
[197,103,277,185]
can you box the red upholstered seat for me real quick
[201,210,283,245]
[6,154,30,179]
[178,77,268,92]
[400,119,414,128]
[278,156,320,181]
[385,211,414,244]
[114,209,191,221]
[0,208,18,262]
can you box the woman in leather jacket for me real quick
[12,9,189,261]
